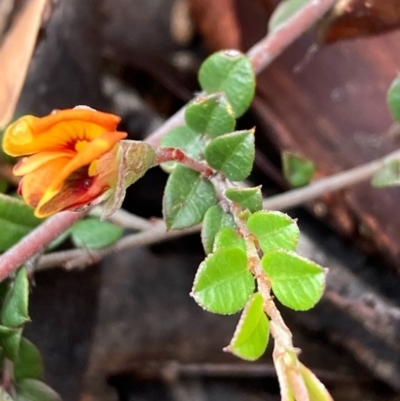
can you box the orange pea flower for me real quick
[2,107,127,218]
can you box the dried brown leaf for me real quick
[319,0,400,43]
[188,0,241,51]
[0,0,50,129]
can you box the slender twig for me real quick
[37,222,201,270]
[0,0,337,279]
[263,148,400,211]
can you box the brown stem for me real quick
[156,147,213,177]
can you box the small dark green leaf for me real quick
[0,179,7,194]
[261,250,325,311]
[14,338,44,382]
[199,51,255,117]
[269,0,309,32]
[163,165,216,229]
[205,130,255,181]
[247,211,299,253]
[185,93,236,138]
[227,292,269,361]
[282,152,315,187]
[299,362,334,401]
[71,218,123,249]
[213,227,246,253]
[201,205,236,254]
[371,160,400,187]
[1,267,29,328]
[0,326,22,361]
[159,126,207,172]
[0,195,42,252]
[16,379,62,401]
[388,76,400,122]
[192,248,254,314]
[225,187,262,212]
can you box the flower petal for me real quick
[35,167,107,218]
[36,131,127,210]
[13,150,74,176]
[3,108,122,156]
[19,157,71,209]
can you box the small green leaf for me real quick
[213,227,246,253]
[225,187,262,212]
[299,362,334,401]
[388,76,400,122]
[14,338,44,382]
[0,326,22,361]
[282,152,315,187]
[371,160,400,187]
[185,93,236,138]
[163,165,216,230]
[205,130,255,181]
[0,179,8,194]
[269,0,309,32]
[16,379,62,401]
[199,51,255,117]
[1,267,29,328]
[0,195,42,252]
[227,293,269,361]
[261,250,325,311]
[247,211,299,253]
[47,229,72,251]
[192,248,254,314]
[201,205,236,254]
[159,126,207,172]
[71,218,123,249]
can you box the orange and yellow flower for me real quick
[2,107,127,218]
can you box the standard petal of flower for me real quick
[3,109,121,156]
[37,131,127,209]
[13,150,75,176]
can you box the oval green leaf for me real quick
[388,76,400,123]
[204,130,255,181]
[299,362,334,401]
[227,292,269,361]
[247,211,299,253]
[14,338,44,382]
[1,267,29,328]
[0,195,42,252]
[261,249,325,311]
[0,325,22,361]
[185,93,236,138]
[192,248,254,314]
[371,160,400,187]
[213,227,246,253]
[16,379,62,401]
[269,0,309,32]
[225,186,262,212]
[163,165,217,230]
[282,152,315,187]
[201,205,236,254]
[199,51,255,117]
[71,218,123,249]
[159,126,207,172]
